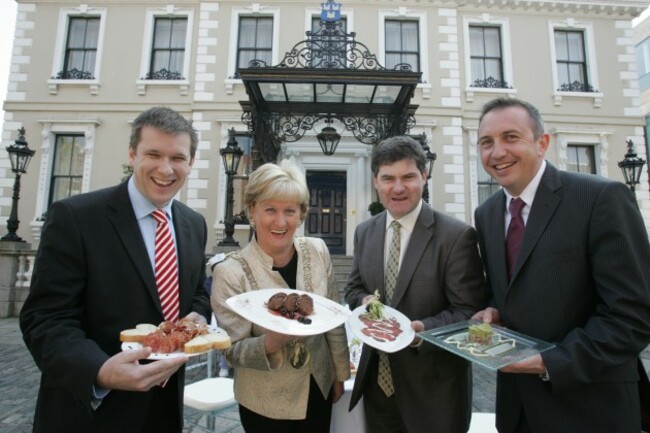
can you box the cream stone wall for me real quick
[2,0,649,252]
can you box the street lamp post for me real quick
[618,139,646,195]
[218,128,243,247]
[1,128,35,242]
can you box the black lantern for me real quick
[618,139,646,195]
[317,121,341,156]
[218,129,243,247]
[2,128,35,242]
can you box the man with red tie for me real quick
[20,107,211,433]
[473,97,650,433]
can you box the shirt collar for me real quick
[127,176,174,220]
[386,199,422,233]
[504,160,546,207]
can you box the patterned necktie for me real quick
[506,198,526,280]
[152,209,180,322]
[377,220,401,397]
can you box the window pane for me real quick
[484,28,501,57]
[403,53,419,71]
[567,145,595,174]
[66,51,85,71]
[385,21,401,51]
[154,19,172,49]
[568,63,583,83]
[50,135,84,206]
[485,59,502,81]
[567,32,584,61]
[557,64,569,85]
[169,51,184,73]
[385,53,399,69]
[471,58,484,81]
[256,18,273,48]
[555,31,568,60]
[67,19,87,48]
[238,50,256,69]
[85,19,99,48]
[83,51,96,74]
[152,51,171,72]
[239,18,256,47]
[401,22,418,50]
[470,27,484,56]
[170,19,187,48]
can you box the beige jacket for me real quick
[211,236,350,420]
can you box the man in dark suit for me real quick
[345,136,486,433]
[20,107,211,433]
[473,97,650,433]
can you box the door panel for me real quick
[306,171,346,254]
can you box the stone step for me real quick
[331,254,353,300]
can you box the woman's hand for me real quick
[263,330,293,354]
[331,381,344,403]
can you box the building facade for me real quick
[2,0,648,255]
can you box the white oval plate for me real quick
[225,288,351,336]
[348,305,415,353]
[121,326,229,360]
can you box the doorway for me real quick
[305,171,347,254]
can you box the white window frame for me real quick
[48,5,107,96]
[462,14,516,103]
[136,6,193,96]
[378,8,430,90]
[31,119,101,240]
[550,128,611,177]
[225,5,280,94]
[549,18,603,107]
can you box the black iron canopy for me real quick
[239,1,422,163]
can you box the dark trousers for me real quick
[362,358,408,433]
[239,376,332,433]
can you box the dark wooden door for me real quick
[306,171,346,254]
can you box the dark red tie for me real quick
[152,209,180,322]
[506,198,526,279]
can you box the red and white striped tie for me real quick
[152,209,180,322]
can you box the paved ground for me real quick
[1,317,648,432]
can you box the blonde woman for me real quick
[212,160,350,433]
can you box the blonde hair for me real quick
[244,160,310,222]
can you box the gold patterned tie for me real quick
[377,220,401,397]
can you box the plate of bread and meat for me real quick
[120,318,231,359]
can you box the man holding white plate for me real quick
[345,136,486,433]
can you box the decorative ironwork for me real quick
[52,68,94,80]
[143,68,185,80]
[558,81,597,93]
[238,0,421,161]
[232,210,250,225]
[470,77,512,89]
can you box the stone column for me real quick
[0,241,33,318]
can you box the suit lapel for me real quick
[391,206,434,307]
[367,214,388,301]
[172,203,192,316]
[106,183,162,317]
[485,192,510,290]
[510,164,562,283]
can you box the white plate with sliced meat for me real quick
[226,288,351,336]
[348,304,415,353]
[120,322,231,360]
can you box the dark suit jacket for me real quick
[475,163,650,433]
[20,182,211,433]
[345,204,486,433]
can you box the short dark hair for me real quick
[478,98,545,139]
[129,107,198,158]
[371,135,427,177]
